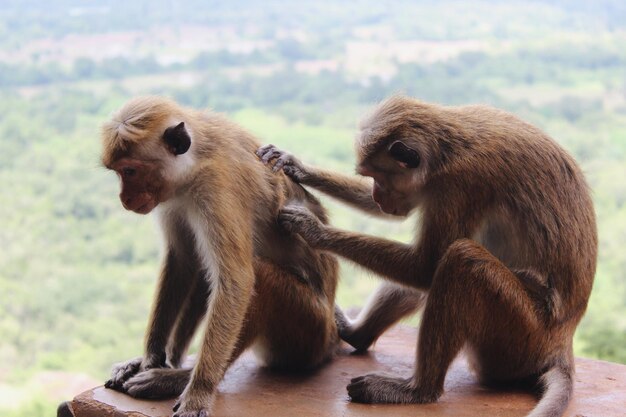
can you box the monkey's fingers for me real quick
[256,144,282,164]
[278,206,322,240]
[347,375,374,403]
[255,143,276,158]
[172,399,210,417]
[278,206,310,231]
[272,153,293,172]
[283,164,305,181]
[106,357,143,390]
[173,411,209,417]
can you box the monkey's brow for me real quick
[363,133,400,159]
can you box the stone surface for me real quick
[61,325,626,417]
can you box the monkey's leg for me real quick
[122,274,212,398]
[338,283,425,352]
[347,239,543,404]
[124,293,260,400]
[106,249,198,391]
[167,276,211,368]
[252,258,338,370]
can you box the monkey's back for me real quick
[450,106,597,323]
[192,110,340,368]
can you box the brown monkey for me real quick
[100,96,340,417]
[258,95,597,417]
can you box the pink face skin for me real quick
[109,158,163,215]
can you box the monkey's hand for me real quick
[256,144,310,183]
[105,354,168,392]
[278,205,326,247]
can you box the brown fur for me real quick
[258,95,597,417]
[101,96,340,417]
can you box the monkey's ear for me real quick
[163,122,191,155]
[388,140,420,169]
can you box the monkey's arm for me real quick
[299,166,384,215]
[279,206,442,290]
[174,190,255,416]
[257,144,386,217]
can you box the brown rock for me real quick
[59,326,626,417]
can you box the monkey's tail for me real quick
[526,364,573,417]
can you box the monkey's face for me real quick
[110,157,166,214]
[104,121,193,215]
[358,140,422,216]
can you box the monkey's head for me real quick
[101,97,194,214]
[356,95,445,216]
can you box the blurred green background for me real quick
[0,1,625,415]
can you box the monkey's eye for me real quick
[388,140,420,169]
[122,167,136,177]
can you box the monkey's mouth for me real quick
[122,193,158,214]
[132,201,157,214]
[372,187,404,216]
[373,195,409,217]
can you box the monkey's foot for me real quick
[347,373,440,404]
[105,354,169,392]
[340,330,376,354]
[123,368,191,399]
[105,356,143,391]
[172,409,210,417]
[334,307,374,353]
[172,391,214,417]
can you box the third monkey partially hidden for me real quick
[258,95,597,417]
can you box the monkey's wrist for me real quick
[298,166,318,184]
[310,226,331,248]
[142,351,167,369]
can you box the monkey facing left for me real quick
[100,96,341,417]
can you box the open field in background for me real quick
[0,1,625,416]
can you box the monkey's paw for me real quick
[105,354,168,392]
[123,368,189,399]
[278,205,326,246]
[347,373,441,404]
[172,391,214,417]
[256,144,309,182]
[105,357,143,391]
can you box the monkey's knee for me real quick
[433,239,498,287]
[441,239,491,267]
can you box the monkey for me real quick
[257,95,597,417]
[100,96,342,417]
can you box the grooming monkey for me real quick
[258,95,597,417]
[101,96,340,417]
